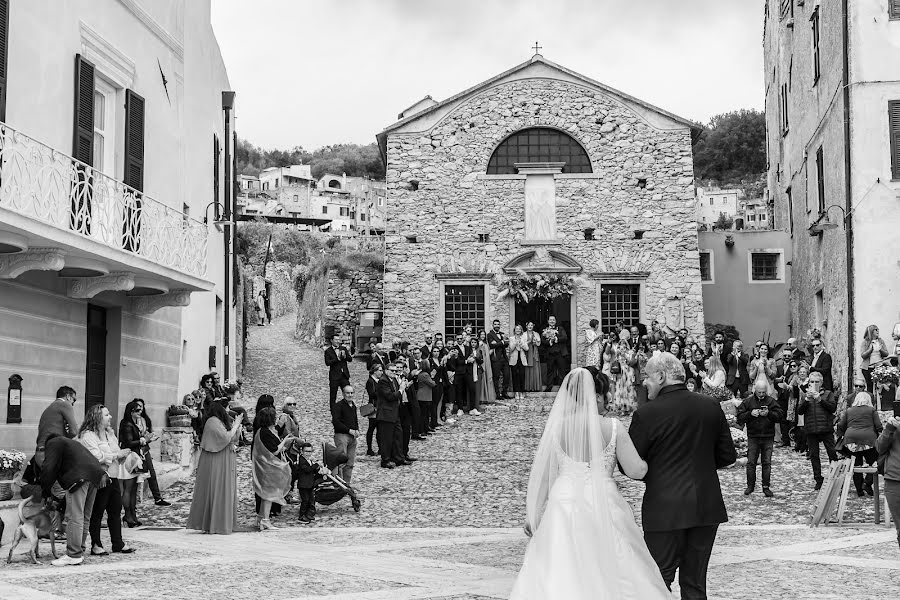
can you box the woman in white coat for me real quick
[508,324,530,401]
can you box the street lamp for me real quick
[808,204,848,235]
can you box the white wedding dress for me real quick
[510,370,670,600]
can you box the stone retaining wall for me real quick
[296,267,382,346]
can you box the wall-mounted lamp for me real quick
[808,204,848,236]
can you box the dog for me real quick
[6,495,62,564]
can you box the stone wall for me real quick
[382,77,703,362]
[254,260,297,320]
[296,267,382,347]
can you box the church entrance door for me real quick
[513,295,572,358]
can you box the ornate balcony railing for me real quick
[0,121,209,278]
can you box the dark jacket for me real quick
[876,421,900,482]
[486,330,508,363]
[543,326,569,358]
[375,376,403,423]
[446,346,470,377]
[628,384,737,532]
[331,399,359,434]
[809,351,834,391]
[325,345,351,383]
[837,405,883,447]
[296,455,321,489]
[725,352,751,391]
[464,348,484,381]
[736,394,784,438]
[364,376,379,419]
[797,390,837,434]
[40,436,106,495]
[417,370,437,402]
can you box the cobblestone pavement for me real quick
[1,314,898,599]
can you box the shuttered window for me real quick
[890,101,900,180]
[122,89,145,252]
[0,0,9,121]
[891,1,900,20]
[815,146,825,214]
[213,134,220,217]
[811,10,821,85]
[70,55,95,234]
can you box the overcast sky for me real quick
[211,0,765,150]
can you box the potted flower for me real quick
[0,448,27,501]
[872,364,900,410]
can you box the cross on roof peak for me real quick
[532,41,542,55]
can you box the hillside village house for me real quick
[0,0,235,452]
[765,0,900,388]
[377,53,705,363]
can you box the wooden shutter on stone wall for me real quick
[122,89,145,251]
[890,101,900,180]
[0,0,10,122]
[70,54,95,233]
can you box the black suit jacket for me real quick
[486,330,508,363]
[725,352,750,389]
[375,376,403,423]
[40,436,106,495]
[367,352,388,372]
[628,384,737,532]
[543,327,569,358]
[325,346,351,383]
[810,351,834,391]
[331,399,359,434]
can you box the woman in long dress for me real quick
[511,369,670,599]
[523,321,542,392]
[477,329,496,404]
[614,330,637,414]
[252,407,294,531]
[584,319,602,368]
[187,399,243,534]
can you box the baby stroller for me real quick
[313,441,361,513]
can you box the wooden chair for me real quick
[836,464,886,525]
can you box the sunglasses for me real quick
[284,403,297,406]
[131,408,142,413]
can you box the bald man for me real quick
[736,381,784,497]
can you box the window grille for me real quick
[751,253,780,281]
[444,285,485,338]
[600,284,640,332]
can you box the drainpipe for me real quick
[841,0,855,392]
[222,91,236,380]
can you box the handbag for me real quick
[610,361,622,375]
[359,403,376,418]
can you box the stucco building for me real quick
[376,54,704,364]
[697,186,741,228]
[765,0,900,389]
[0,0,234,452]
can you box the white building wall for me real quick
[696,188,740,225]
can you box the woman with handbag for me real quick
[363,365,381,455]
[251,407,295,531]
[836,392,883,497]
[78,405,135,555]
[119,399,151,527]
[132,399,170,507]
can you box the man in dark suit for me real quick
[367,343,389,372]
[420,334,434,358]
[724,340,751,399]
[324,336,352,409]
[542,316,569,392]
[629,352,737,598]
[707,330,733,359]
[446,333,470,414]
[374,361,410,468]
[808,339,833,391]
[486,319,512,400]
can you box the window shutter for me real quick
[891,0,900,20]
[890,101,900,180]
[124,89,145,192]
[0,0,9,122]
[72,54,95,165]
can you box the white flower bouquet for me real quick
[0,449,27,478]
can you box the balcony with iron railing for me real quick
[0,121,210,283]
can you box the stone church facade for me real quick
[376,55,704,365]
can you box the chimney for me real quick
[342,172,347,188]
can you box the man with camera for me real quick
[797,371,839,490]
[737,381,784,497]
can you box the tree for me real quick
[692,109,766,184]
[713,213,734,231]
[235,138,385,180]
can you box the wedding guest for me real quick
[420,333,434,358]
[685,378,698,392]
[428,347,445,430]
[405,349,424,440]
[584,319,603,368]
[749,342,777,397]
[449,333,471,414]
[808,339,834,391]
[797,371,838,490]
[508,324,530,401]
[542,316,569,391]
[78,405,135,555]
[464,337,485,416]
[375,361,410,468]
[701,354,727,393]
[737,382,784,497]
[35,386,80,468]
[687,348,707,391]
[774,358,796,447]
[332,385,360,483]
[628,340,649,408]
[187,399,243,534]
[256,290,267,326]
[252,394,276,434]
[276,396,300,439]
[876,415,900,548]
[789,362,811,454]
[252,407,294,530]
[860,324,890,393]
[131,399,170,507]
[364,365,382,456]
[478,329,498,404]
[416,360,438,435]
[251,394,282,517]
[118,400,151,527]
[296,442,326,524]
[836,392,883,497]
[367,343,389,371]
[487,320,511,400]
[725,340,751,399]
[615,330,637,414]
[524,321,542,392]
[443,346,461,422]
[325,336,352,410]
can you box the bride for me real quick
[510,368,669,599]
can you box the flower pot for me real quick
[0,481,12,501]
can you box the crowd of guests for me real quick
[13,386,171,566]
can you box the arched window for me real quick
[329,179,341,189]
[486,127,592,175]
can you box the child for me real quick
[296,442,322,523]
[685,379,697,393]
